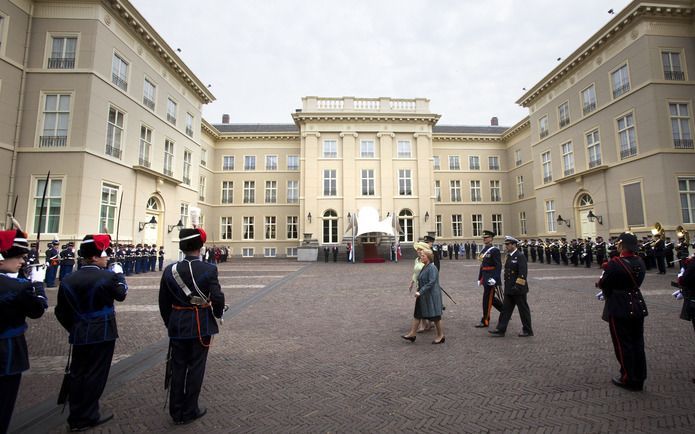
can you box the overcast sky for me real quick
[130,0,633,127]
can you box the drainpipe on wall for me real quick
[6,4,34,228]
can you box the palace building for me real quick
[1,0,694,258]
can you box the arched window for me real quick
[578,194,593,207]
[147,197,160,211]
[398,209,414,243]
[323,209,338,244]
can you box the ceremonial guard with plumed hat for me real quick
[55,233,128,431]
[475,230,503,328]
[159,208,225,425]
[0,227,48,433]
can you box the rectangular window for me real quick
[517,175,525,199]
[111,53,128,91]
[433,156,440,170]
[180,203,189,228]
[287,216,298,239]
[221,217,232,240]
[223,155,234,171]
[243,181,255,204]
[545,200,556,232]
[558,101,570,128]
[287,180,299,203]
[163,139,174,176]
[612,64,630,98]
[452,214,463,237]
[166,98,177,125]
[519,212,527,235]
[471,214,483,237]
[0,15,4,52]
[515,149,522,166]
[199,176,206,201]
[398,169,412,195]
[539,115,549,139]
[582,84,597,115]
[361,169,375,196]
[287,155,299,170]
[264,247,277,258]
[286,247,298,257]
[242,247,254,257]
[624,182,645,227]
[434,180,441,202]
[470,180,481,202]
[562,142,574,176]
[435,215,442,238]
[450,180,462,202]
[492,214,503,236]
[40,94,70,147]
[586,129,602,168]
[360,140,375,158]
[469,156,480,170]
[323,169,337,196]
[265,181,277,203]
[542,151,552,183]
[200,148,207,167]
[617,112,637,159]
[488,156,500,171]
[265,155,278,171]
[99,183,119,233]
[138,125,152,167]
[143,78,156,110]
[490,180,501,202]
[323,139,337,158]
[48,36,76,69]
[397,140,412,158]
[221,181,233,204]
[185,113,194,137]
[662,51,685,81]
[244,155,256,171]
[243,216,254,240]
[33,178,62,233]
[106,106,124,159]
[182,150,192,185]
[670,103,693,149]
[449,155,460,170]
[264,216,277,240]
[679,178,695,223]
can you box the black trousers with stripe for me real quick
[608,316,646,386]
[168,337,210,423]
[68,340,115,428]
[0,373,21,434]
[480,284,503,326]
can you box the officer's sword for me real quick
[440,287,457,305]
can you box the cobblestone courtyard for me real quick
[10,257,695,433]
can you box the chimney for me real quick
[222,114,230,124]
[490,117,499,126]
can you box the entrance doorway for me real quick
[577,194,596,239]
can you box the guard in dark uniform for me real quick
[595,236,606,267]
[55,234,128,431]
[596,232,647,391]
[424,235,440,271]
[653,234,666,274]
[475,230,503,328]
[158,245,165,271]
[665,237,675,268]
[489,236,533,337]
[529,239,537,262]
[149,245,157,272]
[675,254,695,383]
[59,242,76,281]
[470,241,478,259]
[584,238,593,268]
[537,240,545,264]
[45,241,60,287]
[332,246,338,262]
[0,229,47,434]
[323,246,329,263]
[464,242,471,260]
[159,228,225,425]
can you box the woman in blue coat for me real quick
[402,248,445,344]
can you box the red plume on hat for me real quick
[93,234,111,252]
[198,228,207,243]
[0,230,15,253]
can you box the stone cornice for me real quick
[516,1,694,107]
[201,119,220,140]
[105,0,215,104]
[217,133,300,141]
[292,112,441,125]
[501,117,531,140]
[432,134,504,143]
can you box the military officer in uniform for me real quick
[596,232,648,391]
[424,235,440,270]
[475,230,503,328]
[675,253,695,383]
[489,236,533,337]
[0,228,47,433]
[59,242,76,281]
[55,234,128,431]
[45,241,60,287]
[595,236,607,267]
[159,228,225,425]
[158,245,165,271]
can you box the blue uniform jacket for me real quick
[159,257,225,339]
[478,245,502,283]
[0,274,47,375]
[55,265,128,345]
[598,254,646,321]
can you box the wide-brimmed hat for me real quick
[414,241,430,251]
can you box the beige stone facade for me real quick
[1,0,695,258]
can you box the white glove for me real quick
[477,280,481,286]
[487,278,496,286]
[595,290,604,301]
[30,265,46,283]
[673,289,684,300]
[110,263,124,274]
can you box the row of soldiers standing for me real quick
[114,244,165,275]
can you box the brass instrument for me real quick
[651,222,665,239]
[676,225,690,245]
